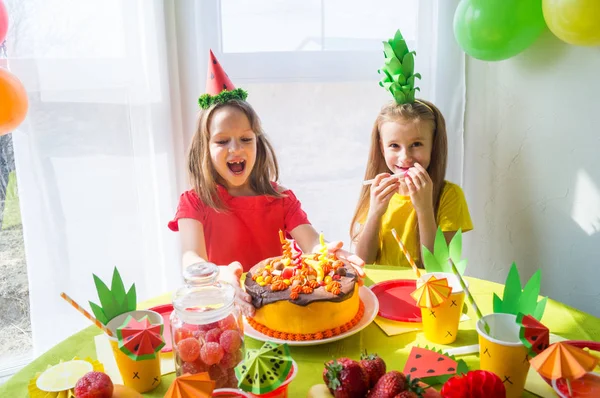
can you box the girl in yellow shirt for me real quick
[350,29,472,267]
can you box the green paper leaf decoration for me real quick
[493,263,546,320]
[393,91,406,105]
[384,57,404,76]
[449,229,463,264]
[89,301,108,325]
[93,275,118,321]
[534,297,548,321]
[110,268,127,309]
[402,51,415,77]
[125,285,137,313]
[380,29,420,105]
[89,267,137,324]
[383,41,396,59]
[422,246,443,273]
[433,228,449,268]
[391,30,408,57]
[519,270,542,316]
[454,259,468,276]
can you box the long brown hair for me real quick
[187,99,282,211]
[350,99,448,241]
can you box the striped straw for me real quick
[60,292,114,337]
[391,228,421,278]
[447,260,490,334]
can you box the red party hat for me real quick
[198,50,247,109]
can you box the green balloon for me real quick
[454,0,546,61]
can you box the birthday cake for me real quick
[244,233,364,341]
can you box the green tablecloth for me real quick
[3,266,599,397]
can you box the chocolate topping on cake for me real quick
[244,259,358,309]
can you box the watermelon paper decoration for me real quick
[235,342,293,395]
[403,346,469,385]
[117,315,165,361]
[517,313,550,357]
[422,228,467,275]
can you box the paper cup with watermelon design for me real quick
[417,272,466,344]
[107,309,164,393]
[476,313,529,398]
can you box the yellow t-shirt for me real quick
[375,181,473,267]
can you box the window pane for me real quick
[221,0,322,52]
[221,0,418,53]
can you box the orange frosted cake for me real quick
[244,234,363,341]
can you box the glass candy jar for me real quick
[171,262,245,388]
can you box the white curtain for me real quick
[7,0,464,354]
[7,0,183,354]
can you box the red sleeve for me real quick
[167,190,206,231]
[282,189,310,232]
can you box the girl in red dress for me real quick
[169,51,364,316]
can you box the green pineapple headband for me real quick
[378,29,431,112]
[198,50,248,110]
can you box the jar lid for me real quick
[172,262,236,324]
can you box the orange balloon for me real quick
[0,67,29,136]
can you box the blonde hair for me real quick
[187,100,282,211]
[350,99,448,244]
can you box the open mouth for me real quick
[396,166,411,175]
[227,160,246,175]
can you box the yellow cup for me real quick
[417,272,466,345]
[476,313,530,398]
[106,310,163,393]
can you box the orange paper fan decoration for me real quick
[164,372,216,398]
[530,342,599,380]
[410,275,452,308]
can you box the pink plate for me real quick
[148,303,173,352]
[369,279,421,322]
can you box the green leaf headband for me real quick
[378,29,421,105]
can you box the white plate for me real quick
[243,286,379,346]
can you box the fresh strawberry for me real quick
[369,372,424,398]
[441,370,505,398]
[360,350,387,388]
[323,357,369,398]
[394,392,418,398]
[74,371,113,398]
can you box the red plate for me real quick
[369,279,421,322]
[148,303,173,352]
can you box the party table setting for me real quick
[1,227,599,398]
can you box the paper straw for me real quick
[448,260,490,334]
[60,292,114,337]
[391,229,421,278]
[363,173,405,186]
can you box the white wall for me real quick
[463,29,600,317]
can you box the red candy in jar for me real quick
[171,262,245,390]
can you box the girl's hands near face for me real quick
[405,162,433,213]
[368,173,401,218]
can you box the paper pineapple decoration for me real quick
[493,263,547,320]
[89,267,136,325]
[421,228,467,275]
[379,29,421,105]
